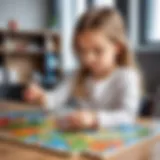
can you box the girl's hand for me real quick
[24,83,46,105]
[56,110,98,131]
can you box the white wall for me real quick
[0,0,49,30]
[93,0,115,7]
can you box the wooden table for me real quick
[0,101,159,160]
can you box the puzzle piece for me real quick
[43,136,69,151]
[11,128,39,137]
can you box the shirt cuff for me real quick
[97,111,135,128]
[44,92,56,110]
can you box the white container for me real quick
[8,69,19,84]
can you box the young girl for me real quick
[24,8,141,130]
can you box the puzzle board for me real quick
[0,110,155,158]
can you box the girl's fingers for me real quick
[56,114,81,131]
[24,84,44,103]
[57,111,95,131]
[24,89,32,101]
[24,89,36,101]
[56,116,73,131]
[66,114,83,130]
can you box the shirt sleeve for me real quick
[97,69,141,128]
[44,75,75,110]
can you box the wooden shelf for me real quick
[0,29,59,39]
[0,48,44,55]
[0,28,61,87]
[0,48,61,56]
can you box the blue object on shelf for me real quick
[44,52,59,87]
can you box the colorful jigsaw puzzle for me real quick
[0,110,152,156]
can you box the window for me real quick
[116,0,160,50]
[140,0,160,45]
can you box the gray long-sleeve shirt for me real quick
[45,67,141,127]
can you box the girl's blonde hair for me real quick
[73,7,137,98]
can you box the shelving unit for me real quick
[0,29,61,87]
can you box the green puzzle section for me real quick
[0,111,152,153]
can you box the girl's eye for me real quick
[94,47,104,54]
[78,47,87,54]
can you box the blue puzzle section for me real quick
[24,135,39,144]
[43,137,69,150]
[117,124,150,145]
[40,131,69,150]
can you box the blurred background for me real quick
[0,0,159,116]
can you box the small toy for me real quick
[8,20,18,31]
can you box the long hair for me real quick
[72,7,138,98]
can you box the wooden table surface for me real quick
[0,101,159,160]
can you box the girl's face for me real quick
[77,30,118,76]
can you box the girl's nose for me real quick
[85,52,96,64]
